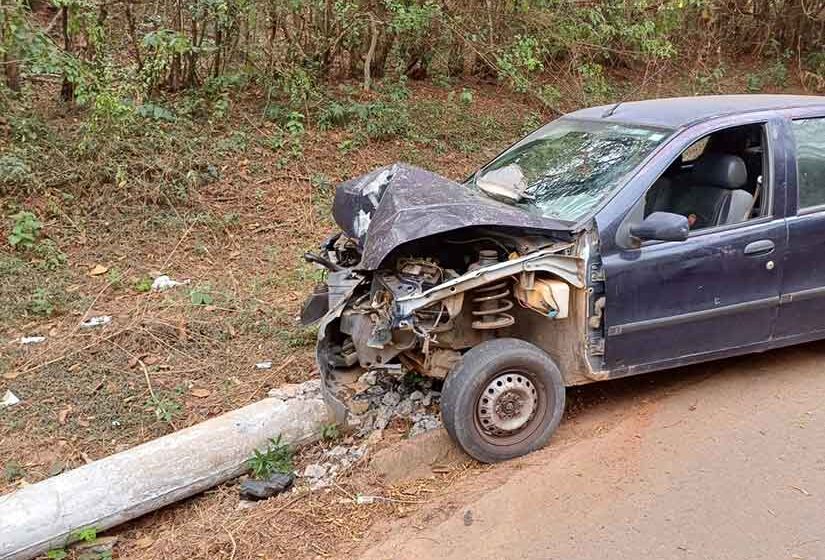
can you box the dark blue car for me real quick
[303,95,825,462]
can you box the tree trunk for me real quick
[59,5,74,102]
[363,12,378,90]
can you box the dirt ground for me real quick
[354,340,825,560]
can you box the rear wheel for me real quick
[441,338,565,463]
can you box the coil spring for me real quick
[471,280,515,330]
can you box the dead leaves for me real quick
[88,263,109,276]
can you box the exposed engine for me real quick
[304,228,582,388]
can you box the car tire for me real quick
[441,338,566,463]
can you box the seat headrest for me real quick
[691,153,747,190]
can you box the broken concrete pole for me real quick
[0,381,328,560]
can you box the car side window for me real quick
[642,123,769,232]
[792,118,825,210]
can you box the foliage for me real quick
[71,526,99,543]
[190,286,214,306]
[247,435,293,479]
[7,211,41,249]
[320,423,341,441]
[133,277,153,293]
[28,287,55,316]
[3,460,25,482]
[146,392,182,423]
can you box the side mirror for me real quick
[630,211,689,242]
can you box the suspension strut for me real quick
[471,250,515,330]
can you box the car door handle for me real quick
[744,239,775,256]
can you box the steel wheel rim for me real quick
[474,369,547,446]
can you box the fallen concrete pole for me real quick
[0,381,328,560]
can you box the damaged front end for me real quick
[302,164,600,427]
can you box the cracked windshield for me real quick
[471,119,670,221]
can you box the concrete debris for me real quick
[349,371,442,439]
[267,379,321,401]
[300,445,366,490]
[409,412,442,437]
[19,336,46,345]
[255,361,273,370]
[1,390,20,408]
[151,275,190,292]
[79,316,112,329]
[302,463,327,480]
[239,472,295,501]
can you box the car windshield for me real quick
[469,119,671,222]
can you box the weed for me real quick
[247,435,293,479]
[71,526,98,543]
[46,549,67,560]
[459,88,474,106]
[106,267,123,288]
[8,211,41,249]
[3,460,25,482]
[33,240,67,271]
[146,392,182,423]
[133,277,152,293]
[29,288,55,316]
[190,286,214,306]
[320,423,340,442]
[0,154,33,190]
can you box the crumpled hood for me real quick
[333,163,575,270]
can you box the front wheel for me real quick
[441,338,566,463]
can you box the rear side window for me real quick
[792,118,825,209]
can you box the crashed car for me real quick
[302,94,825,463]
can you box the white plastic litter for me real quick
[255,361,273,370]
[151,275,189,292]
[19,336,46,345]
[79,316,112,328]
[1,390,20,408]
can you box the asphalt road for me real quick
[359,341,825,560]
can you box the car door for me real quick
[774,112,825,340]
[597,118,789,373]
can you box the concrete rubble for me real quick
[348,370,443,438]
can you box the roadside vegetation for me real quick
[0,0,823,557]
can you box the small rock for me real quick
[19,336,46,345]
[374,406,394,430]
[268,379,321,400]
[328,445,348,458]
[239,472,295,501]
[358,371,378,386]
[395,399,413,416]
[74,536,117,556]
[410,413,442,436]
[255,361,273,370]
[151,275,189,291]
[302,463,327,479]
[409,390,424,402]
[349,398,371,415]
[381,392,401,407]
[1,390,20,408]
[79,316,112,329]
[366,385,387,397]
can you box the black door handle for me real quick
[744,239,775,256]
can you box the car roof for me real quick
[567,94,825,129]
